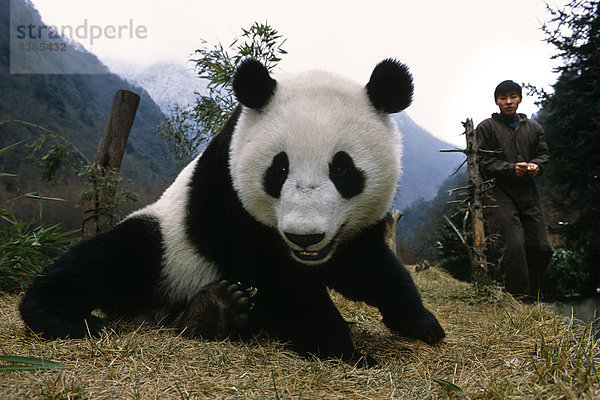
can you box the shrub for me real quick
[541,248,589,298]
[0,143,79,292]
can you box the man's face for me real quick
[495,91,521,116]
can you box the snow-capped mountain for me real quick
[108,61,208,114]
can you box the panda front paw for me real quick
[176,280,255,339]
[384,310,445,345]
[217,280,255,332]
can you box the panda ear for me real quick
[365,58,414,114]
[232,58,277,110]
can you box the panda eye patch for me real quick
[263,152,289,198]
[329,151,365,199]
[330,164,347,178]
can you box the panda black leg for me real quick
[19,247,111,339]
[376,271,445,345]
[175,280,253,340]
[19,216,164,339]
[19,287,107,339]
[374,259,445,345]
[256,276,374,365]
[290,302,373,366]
[326,236,445,345]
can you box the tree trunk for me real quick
[464,118,488,283]
[82,90,140,238]
[384,209,403,256]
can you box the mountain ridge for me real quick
[0,0,175,228]
[393,113,464,208]
[1,0,171,181]
[107,61,207,114]
[1,0,464,225]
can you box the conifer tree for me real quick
[536,0,600,292]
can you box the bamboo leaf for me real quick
[433,378,465,395]
[0,355,62,371]
[0,141,22,156]
[0,365,57,371]
[24,192,66,202]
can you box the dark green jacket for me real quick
[475,112,552,275]
[476,113,549,183]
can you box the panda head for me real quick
[229,58,413,265]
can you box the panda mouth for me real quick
[293,240,335,262]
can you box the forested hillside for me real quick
[0,0,175,228]
[392,113,463,208]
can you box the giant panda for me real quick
[19,58,445,363]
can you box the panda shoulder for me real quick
[125,155,202,225]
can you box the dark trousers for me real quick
[485,184,552,299]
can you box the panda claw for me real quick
[226,283,239,295]
[176,279,255,339]
[231,290,245,303]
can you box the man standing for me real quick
[476,80,553,301]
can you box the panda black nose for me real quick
[284,232,325,248]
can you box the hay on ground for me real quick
[1,266,598,399]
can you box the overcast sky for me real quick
[30,0,569,146]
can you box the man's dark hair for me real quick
[494,80,522,100]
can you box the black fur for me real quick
[19,216,164,339]
[232,58,277,110]
[20,59,444,364]
[184,105,257,275]
[329,151,365,199]
[175,280,253,339]
[263,152,289,198]
[366,58,414,113]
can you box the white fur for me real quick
[230,70,403,264]
[126,156,220,302]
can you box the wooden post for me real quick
[440,118,489,284]
[384,209,403,255]
[463,119,488,283]
[83,90,140,238]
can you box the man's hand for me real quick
[516,162,540,177]
[526,163,540,178]
[515,162,528,177]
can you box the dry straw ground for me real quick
[1,267,599,399]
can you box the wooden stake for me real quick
[384,210,403,256]
[83,90,140,238]
[463,118,488,283]
[440,119,489,284]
